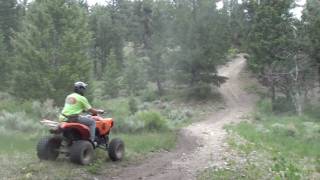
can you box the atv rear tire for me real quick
[37,136,61,160]
[70,140,94,165]
[108,138,125,161]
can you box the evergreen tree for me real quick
[0,32,10,91]
[147,1,173,96]
[304,0,320,85]
[123,50,147,95]
[12,0,91,103]
[103,49,121,98]
[90,1,128,79]
[0,0,20,50]
[228,0,248,48]
[246,0,295,102]
[172,0,230,98]
[90,5,113,78]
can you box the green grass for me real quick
[199,114,320,180]
[0,131,177,179]
[0,92,209,179]
[229,116,320,158]
[0,133,36,154]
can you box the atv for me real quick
[37,113,125,165]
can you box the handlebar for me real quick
[90,109,105,116]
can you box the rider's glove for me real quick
[97,109,105,114]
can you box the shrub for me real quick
[0,92,13,101]
[112,111,169,133]
[128,97,138,115]
[228,48,239,58]
[0,111,42,133]
[188,82,212,100]
[31,99,60,119]
[273,97,295,113]
[163,108,192,127]
[135,111,169,132]
[113,116,145,133]
[141,89,158,102]
[257,99,273,115]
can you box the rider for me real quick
[59,81,103,145]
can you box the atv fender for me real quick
[60,123,90,140]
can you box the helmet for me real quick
[74,81,88,95]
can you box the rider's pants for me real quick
[77,115,96,142]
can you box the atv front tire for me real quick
[37,136,61,160]
[108,138,125,161]
[70,140,94,165]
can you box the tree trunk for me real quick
[295,92,303,116]
[271,83,276,112]
[156,79,163,96]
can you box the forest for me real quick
[0,0,319,179]
[0,0,319,113]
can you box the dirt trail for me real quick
[104,54,256,180]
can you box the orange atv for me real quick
[37,114,124,165]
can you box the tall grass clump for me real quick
[0,111,42,133]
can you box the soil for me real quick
[102,54,257,180]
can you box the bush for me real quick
[112,111,169,133]
[228,48,239,58]
[31,99,60,119]
[257,99,273,115]
[0,111,42,133]
[304,104,320,121]
[141,89,158,102]
[135,111,169,132]
[163,108,192,127]
[113,116,145,133]
[0,92,13,101]
[273,97,295,113]
[188,82,212,100]
[128,97,138,115]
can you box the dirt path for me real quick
[104,55,256,180]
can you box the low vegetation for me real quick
[198,99,320,180]
[0,89,221,179]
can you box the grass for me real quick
[229,117,320,158]
[0,133,36,154]
[0,91,216,179]
[198,107,320,180]
[0,131,177,179]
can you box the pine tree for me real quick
[90,1,128,79]
[172,0,230,98]
[0,32,10,91]
[103,49,121,98]
[304,0,320,85]
[228,0,248,49]
[12,0,91,103]
[245,0,315,114]
[246,0,295,86]
[0,0,20,50]
[146,1,173,96]
[123,51,147,95]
